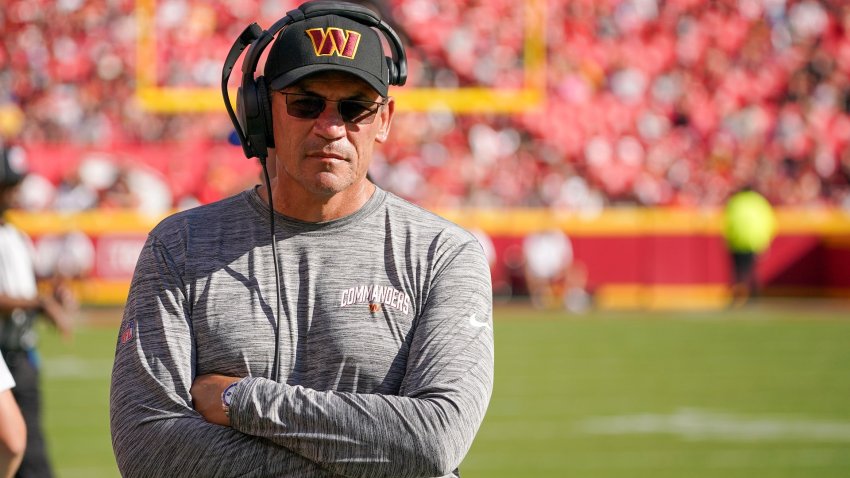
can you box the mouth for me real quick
[305,150,347,162]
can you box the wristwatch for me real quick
[221,381,238,418]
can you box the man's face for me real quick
[270,71,394,198]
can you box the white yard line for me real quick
[578,408,850,442]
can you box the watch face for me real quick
[223,383,237,406]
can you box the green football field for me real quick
[37,300,850,478]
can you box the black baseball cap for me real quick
[265,10,390,97]
[0,144,27,187]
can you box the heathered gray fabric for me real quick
[110,186,494,478]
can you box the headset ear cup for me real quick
[238,78,264,158]
[256,76,275,149]
[386,56,398,86]
[236,84,248,139]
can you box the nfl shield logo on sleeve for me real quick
[119,319,135,345]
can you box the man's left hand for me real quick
[191,374,240,426]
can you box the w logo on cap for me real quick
[306,28,361,59]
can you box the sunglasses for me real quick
[277,92,387,125]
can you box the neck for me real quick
[258,179,375,223]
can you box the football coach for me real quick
[109,1,494,477]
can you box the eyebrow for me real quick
[287,86,379,102]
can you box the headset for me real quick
[219,1,407,381]
[221,0,408,161]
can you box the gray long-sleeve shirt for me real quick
[109,187,494,478]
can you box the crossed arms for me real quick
[110,235,494,478]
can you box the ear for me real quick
[375,97,395,144]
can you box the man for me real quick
[522,229,589,312]
[110,2,494,477]
[723,184,776,306]
[0,354,26,478]
[0,142,73,478]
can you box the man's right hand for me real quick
[39,294,73,341]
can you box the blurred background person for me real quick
[52,168,98,212]
[522,228,590,312]
[723,184,777,307]
[0,353,26,478]
[0,141,76,478]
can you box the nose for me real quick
[312,102,346,139]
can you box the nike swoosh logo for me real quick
[468,314,491,329]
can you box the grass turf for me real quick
[36,301,850,477]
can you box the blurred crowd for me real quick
[2,0,850,213]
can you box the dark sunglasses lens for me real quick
[340,100,379,124]
[286,96,324,119]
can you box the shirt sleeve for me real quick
[109,236,329,478]
[228,238,495,478]
[0,355,14,391]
